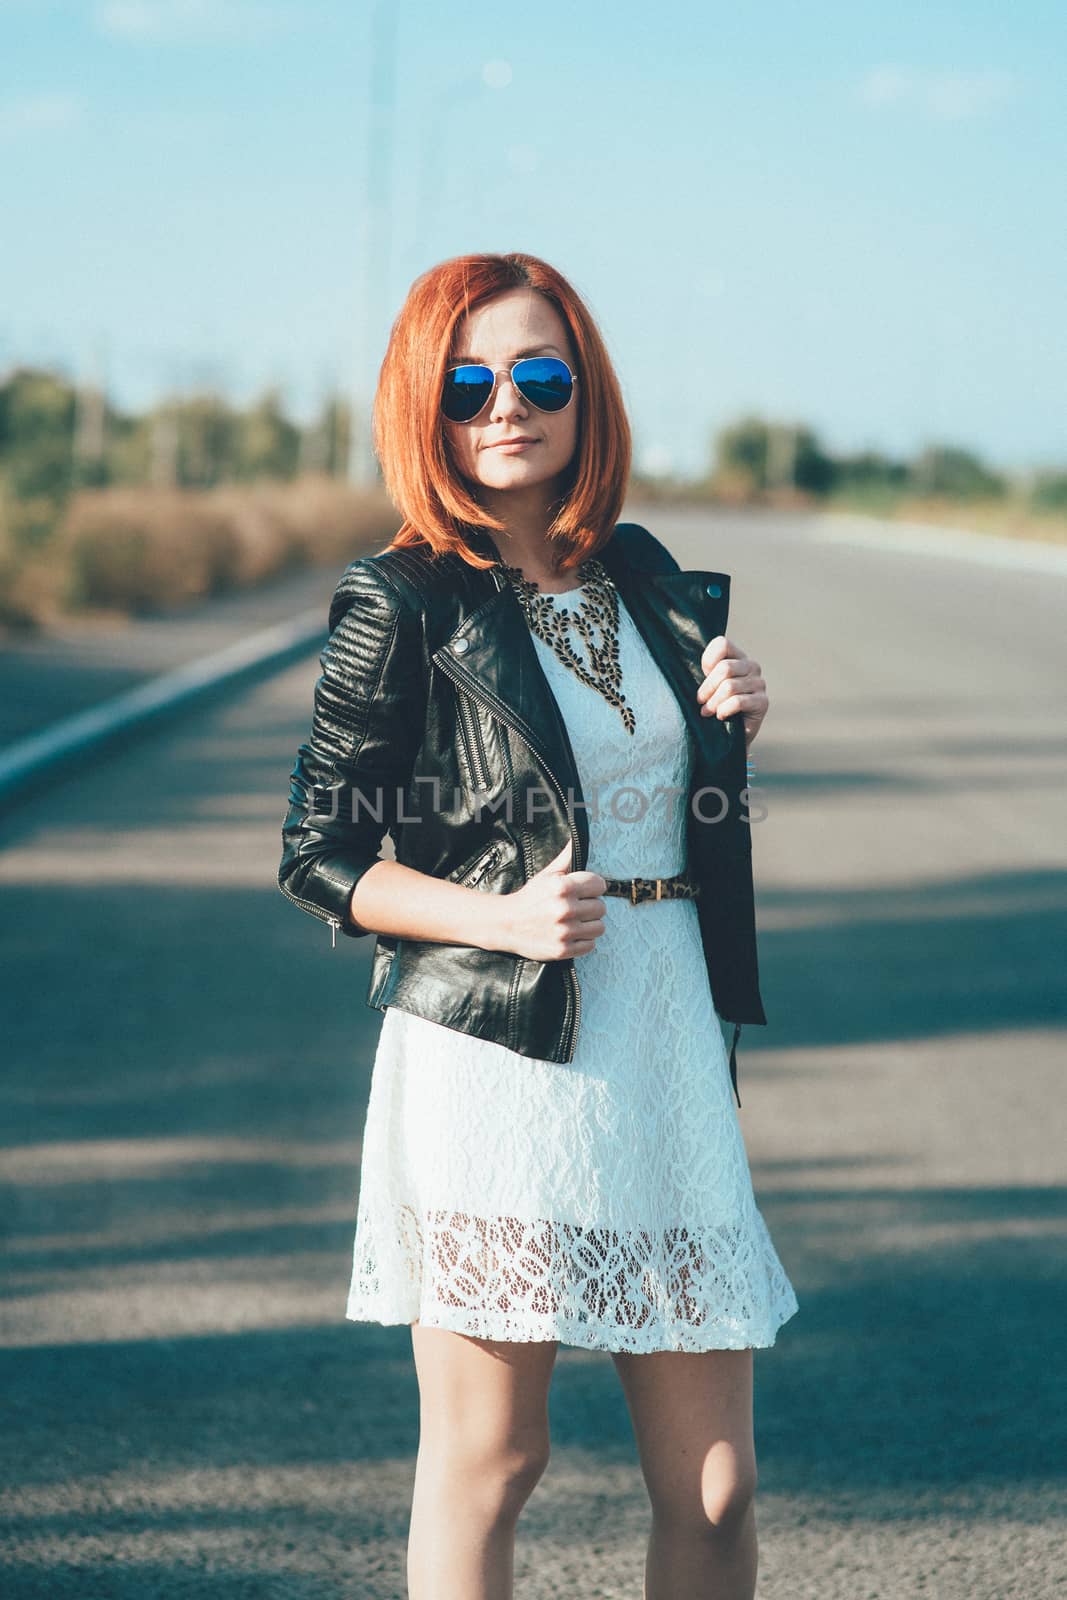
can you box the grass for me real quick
[821,488,1067,546]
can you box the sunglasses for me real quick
[441,356,579,424]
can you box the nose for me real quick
[488,370,529,424]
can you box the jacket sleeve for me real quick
[278,557,427,940]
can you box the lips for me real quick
[488,437,538,448]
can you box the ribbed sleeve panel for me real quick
[278,558,427,938]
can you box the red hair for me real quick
[372,252,632,573]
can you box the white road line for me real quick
[0,605,326,806]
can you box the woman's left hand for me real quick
[696,636,768,750]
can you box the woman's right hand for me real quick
[493,839,608,961]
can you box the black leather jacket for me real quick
[278,521,767,1105]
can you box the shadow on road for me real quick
[1,668,1065,1594]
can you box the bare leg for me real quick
[612,1346,758,1600]
[407,1322,558,1600]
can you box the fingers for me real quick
[696,652,761,703]
[558,881,606,952]
[701,688,767,719]
[699,633,729,674]
[565,924,605,956]
[697,653,766,719]
[563,883,604,921]
[559,890,605,922]
[700,633,754,673]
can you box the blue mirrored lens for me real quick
[513,358,573,412]
[441,366,495,422]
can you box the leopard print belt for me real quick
[599,870,701,906]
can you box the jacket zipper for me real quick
[456,691,493,791]
[454,840,501,888]
[278,877,343,948]
[435,651,583,1058]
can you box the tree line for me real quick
[4,365,1066,508]
[702,416,1067,505]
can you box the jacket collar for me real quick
[429,524,735,859]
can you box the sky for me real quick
[2,0,1064,479]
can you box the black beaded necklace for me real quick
[493,556,636,735]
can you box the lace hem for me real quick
[345,1206,800,1354]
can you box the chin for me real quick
[480,464,556,490]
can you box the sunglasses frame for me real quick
[441,357,580,424]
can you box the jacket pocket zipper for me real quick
[278,877,344,948]
[456,841,501,889]
[456,691,493,791]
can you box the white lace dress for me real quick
[345,582,799,1352]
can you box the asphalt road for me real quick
[0,561,343,749]
[1,505,1064,1598]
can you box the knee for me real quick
[492,1439,551,1519]
[700,1460,757,1535]
[652,1458,757,1541]
[469,1437,550,1523]
[426,1430,550,1524]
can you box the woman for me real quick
[278,251,799,1600]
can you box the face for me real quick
[442,287,580,497]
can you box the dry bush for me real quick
[705,466,760,505]
[253,473,398,564]
[193,482,301,585]
[0,544,68,627]
[57,487,244,613]
[206,472,397,575]
[13,477,401,626]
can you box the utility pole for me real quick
[150,357,184,488]
[150,407,179,488]
[347,0,397,487]
[404,60,511,281]
[300,364,335,476]
[72,337,108,486]
[767,422,796,493]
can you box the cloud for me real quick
[858,66,914,108]
[924,71,1017,121]
[93,0,299,44]
[0,92,84,137]
[857,66,1017,122]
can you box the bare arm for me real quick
[347,843,607,963]
[347,859,507,950]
